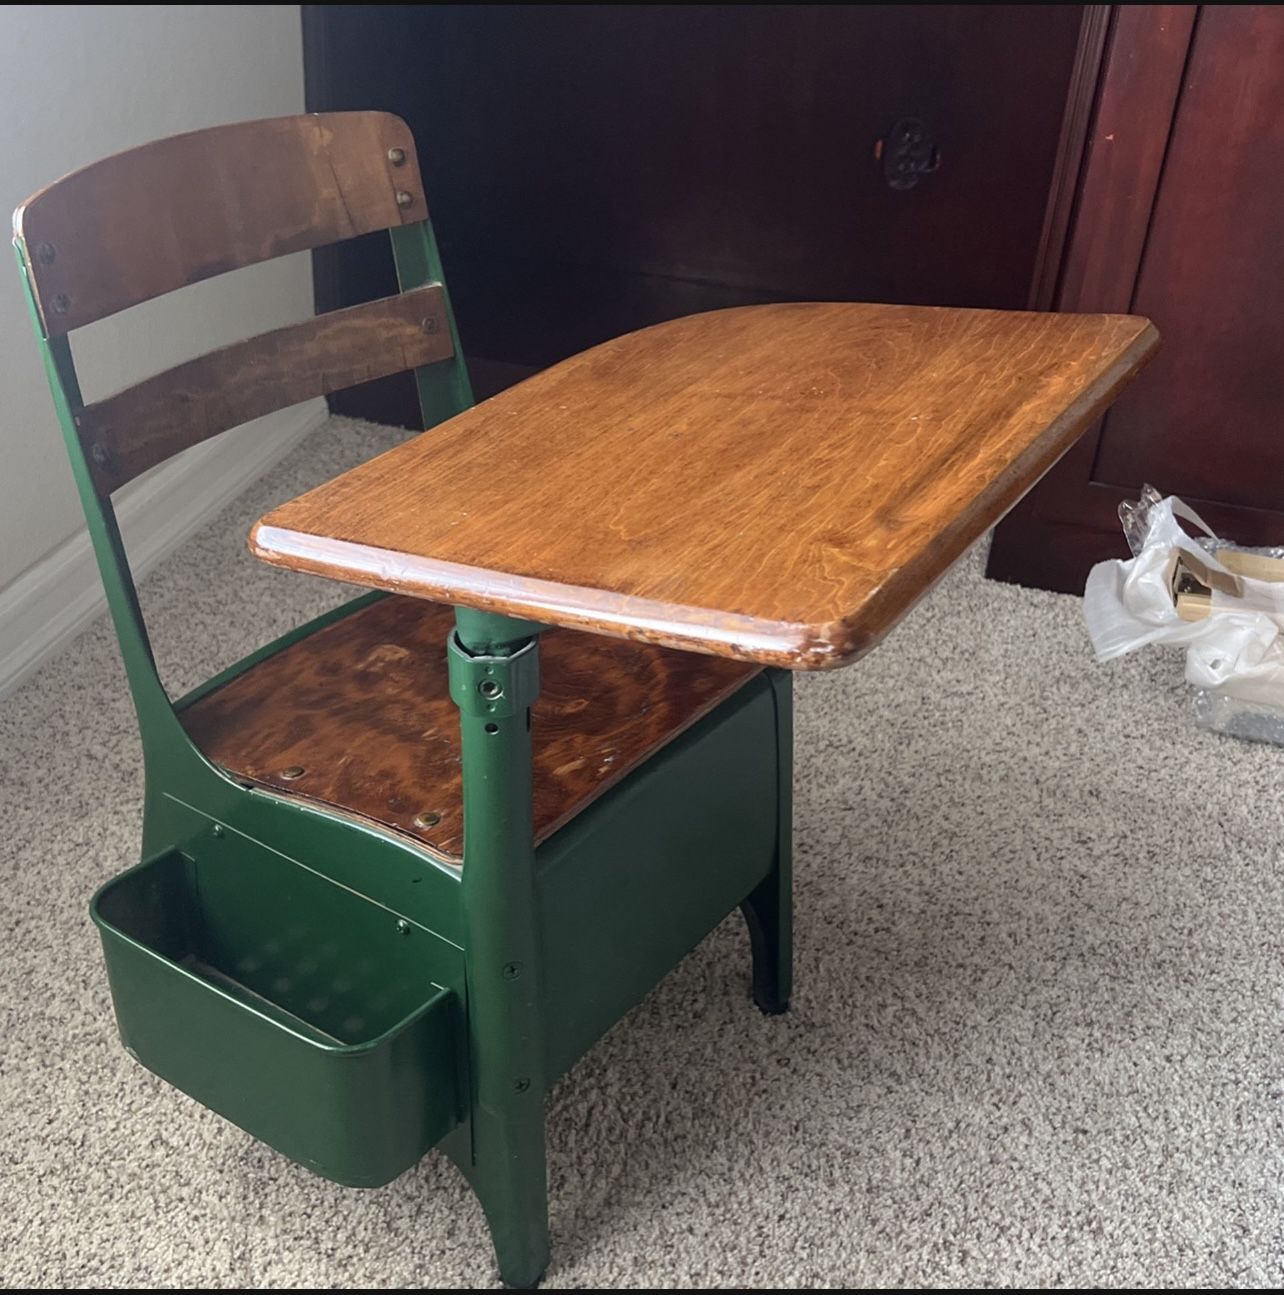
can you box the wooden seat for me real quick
[180,595,758,861]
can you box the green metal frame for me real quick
[16,216,794,1288]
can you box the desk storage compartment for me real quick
[91,843,461,1187]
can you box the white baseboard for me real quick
[0,400,327,700]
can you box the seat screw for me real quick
[395,190,414,208]
[422,316,439,335]
[51,292,70,314]
[279,765,305,780]
[412,810,441,830]
[90,443,111,466]
[387,146,406,166]
[35,242,56,265]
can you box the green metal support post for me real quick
[447,608,550,1289]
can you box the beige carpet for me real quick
[2,417,1282,1288]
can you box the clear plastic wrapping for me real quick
[1191,687,1284,746]
[1190,538,1284,745]
[1086,485,1284,747]
[1118,483,1166,557]
[1117,483,1284,566]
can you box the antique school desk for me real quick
[15,114,1157,1288]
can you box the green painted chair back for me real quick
[11,111,472,757]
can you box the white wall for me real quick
[0,5,323,692]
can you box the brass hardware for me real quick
[279,765,306,780]
[412,810,441,830]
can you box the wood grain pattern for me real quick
[180,595,759,861]
[251,302,1158,669]
[76,286,451,495]
[14,111,423,335]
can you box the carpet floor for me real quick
[2,417,1282,1289]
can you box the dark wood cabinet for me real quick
[989,5,1284,592]
[304,4,1085,417]
[308,4,1283,585]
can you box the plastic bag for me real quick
[1082,487,1284,709]
[1117,482,1167,557]
[1192,688,1284,746]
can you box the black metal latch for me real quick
[876,118,941,191]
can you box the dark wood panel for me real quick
[448,263,793,373]
[991,5,1284,594]
[987,5,1201,592]
[421,4,1079,303]
[304,4,1085,427]
[1092,6,1284,511]
[181,596,760,861]
[15,112,423,335]
[251,302,1156,668]
[76,286,451,495]
[1056,5,1198,315]
[1027,7,1112,311]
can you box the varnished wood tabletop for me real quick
[252,302,1157,669]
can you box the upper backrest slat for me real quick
[14,112,425,336]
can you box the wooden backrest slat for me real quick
[76,285,453,495]
[14,112,424,336]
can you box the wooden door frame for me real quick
[989,5,1208,591]
[1026,4,1114,313]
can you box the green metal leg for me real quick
[448,609,550,1288]
[740,668,793,1015]
[741,868,792,1015]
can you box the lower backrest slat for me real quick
[75,284,453,495]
